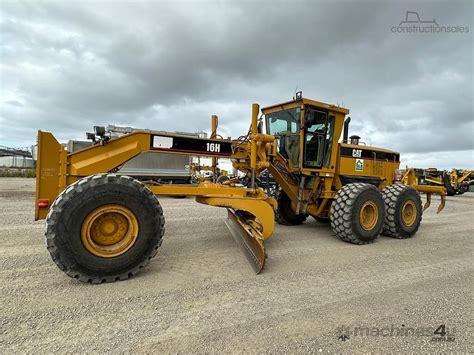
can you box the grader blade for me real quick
[225,209,266,273]
[196,194,275,273]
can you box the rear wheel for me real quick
[382,184,422,239]
[330,183,385,244]
[275,189,307,225]
[45,174,165,283]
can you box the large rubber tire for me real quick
[275,189,307,225]
[382,184,422,239]
[216,175,230,184]
[45,174,165,283]
[457,184,467,195]
[330,183,385,245]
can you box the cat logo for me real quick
[355,159,364,171]
[352,149,362,158]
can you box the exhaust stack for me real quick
[343,117,351,143]
[350,135,361,145]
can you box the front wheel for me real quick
[45,174,165,283]
[275,189,307,225]
[330,183,385,244]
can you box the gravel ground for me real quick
[1,177,473,353]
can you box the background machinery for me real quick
[67,126,204,185]
[402,168,473,196]
[35,95,446,283]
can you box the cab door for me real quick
[266,107,301,168]
[303,108,328,169]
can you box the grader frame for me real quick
[35,96,447,282]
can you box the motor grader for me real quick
[35,95,446,283]
[402,168,473,196]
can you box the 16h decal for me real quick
[206,142,221,153]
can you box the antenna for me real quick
[292,85,298,100]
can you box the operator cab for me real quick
[263,96,342,170]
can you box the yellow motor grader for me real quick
[402,168,473,196]
[35,95,446,283]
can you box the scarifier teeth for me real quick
[437,195,446,214]
[225,209,266,274]
[423,193,431,211]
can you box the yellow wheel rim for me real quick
[359,201,378,231]
[401,200,417,227]
[81,204,139,258]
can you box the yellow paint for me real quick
[36,98,447,233]
[401,168,446,213]
[35,131,64,220]
[401,200,417,227]
[359,200,378,231]
[81,204,139,258]
[196,195,276,240]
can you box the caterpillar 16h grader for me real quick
[35,95,446,283]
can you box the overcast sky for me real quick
[1,0,472,169]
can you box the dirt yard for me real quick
[1,178,472,352]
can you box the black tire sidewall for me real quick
[278,191,307,225]
[457,184,466,195]
[393,188,422,237]
[216,175,230,184]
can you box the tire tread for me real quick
[330,183,383,245]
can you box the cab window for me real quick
[266,108,300,167]
[304,108,328,168]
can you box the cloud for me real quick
[0,0,473,167]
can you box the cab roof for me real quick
[261,98,349,115]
